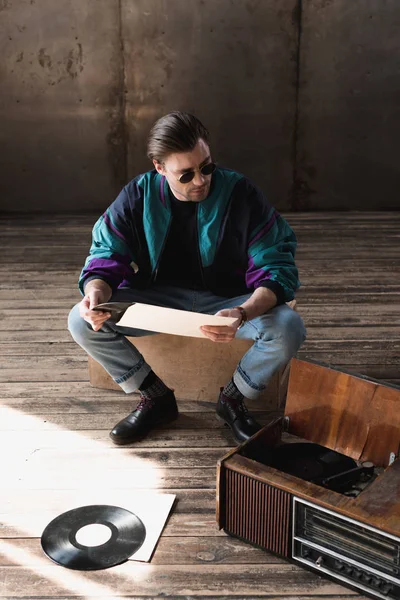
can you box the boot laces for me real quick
[225,397,248,416]
[237,401,249,416]
[136,396,155,411]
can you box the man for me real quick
[68,111,306,445]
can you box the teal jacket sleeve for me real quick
[78,187,137,295]
[246,199,300,303]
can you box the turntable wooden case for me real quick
[217,359,400,599]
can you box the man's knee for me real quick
[67,303,90,345]
[279,305,306,334]
[260,305,306,357]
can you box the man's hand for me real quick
[200,308,242,343]
[79,279,112,332]
[200,288,279,343]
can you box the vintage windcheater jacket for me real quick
[79,167,300,302]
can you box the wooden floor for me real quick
[1,212,399,599]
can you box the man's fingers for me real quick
[79,291,112,331]
[201,325,233,335]
[201,326,235,343]
[91,313,111,325]
[89,295,103,310]
[79,296,91,318]
[82,309,111,330]
[204,333,233,343]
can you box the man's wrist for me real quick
[84,279,112,294]
[83,279,112,304]
[240,287,278,322]
[233,305,248,328]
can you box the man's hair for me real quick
[147,111,210,163]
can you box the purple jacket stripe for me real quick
[160,176,166,208]
[81,257,132,279]
[245,255,272,288]
[248,211,277,248]
[103,212,128,244]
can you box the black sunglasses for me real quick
[177,162,216,184]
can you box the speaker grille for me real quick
[224,469,292,557]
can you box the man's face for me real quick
[153,138,213,202]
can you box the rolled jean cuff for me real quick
[114,358,151,394]
[233,365,265,400]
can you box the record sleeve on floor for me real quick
[40,492,176,566]
[123,492,175,561]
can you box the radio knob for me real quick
[334,560,344,571]
[315,556,324,567]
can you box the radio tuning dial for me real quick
[381,583,392,595]
[334,560,344,571]
[344,565,353,576]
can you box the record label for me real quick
[41,504,146,570]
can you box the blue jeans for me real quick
[68,285,306,400]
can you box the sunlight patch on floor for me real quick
[1,405,165,535]
[0,538,152,597]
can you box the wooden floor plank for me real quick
[0,510,225,540]
[0,513,223,539]
[6,468,217,492]
[4,339,395,360]
[3,248,400,264]
[0,563,364,598]
[0,428,237,448]
[1,488,215,513]
[1,263,399,277]
[2,357,398,382]
[1,292,400,310]
[0,597,363,600]
[0,409,274,430]
[2,324,400,344]
[0,537,285,566]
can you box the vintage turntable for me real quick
[217,359,400,599]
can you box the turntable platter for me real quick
[268,443,358,486]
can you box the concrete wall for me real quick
[296,0,400,210]
[0,0,125,212]
[0,0,399,213]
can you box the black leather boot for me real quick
[110,390,178,445]
[216,388,262,444]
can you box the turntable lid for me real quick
[284,359,400,468]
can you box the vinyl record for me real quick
[41,505,146,570]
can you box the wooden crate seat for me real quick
[88,301,297,408]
